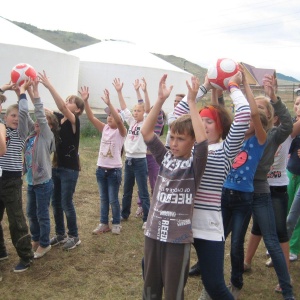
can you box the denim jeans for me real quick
[270,186,289,243]
[0,177,33,262]
[137,154,160,205]
[96,167,122,224]
[251,192,293,299]
[121,157,150,222]
[193,239,234,300]
[51,167,79,237]
[26,180,53,247]
[287,186,300,240]
[221,188,252,289]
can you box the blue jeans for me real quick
[193,239,234,300]
[251,193,293,299]
[96,167,122,224]
[270,186,289,243]
[51,167,79,237]
[121,158,150,222]
[221,188,252,289]
[26,180,53,247]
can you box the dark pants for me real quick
[143,237,190,300]
[0,177,33,263]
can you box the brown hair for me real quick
[199,104,232,140]
[45,111,61,147]
[176,94,186,99]
[258,109,269,132]
[66,95,85,116]
[170,114,195,139]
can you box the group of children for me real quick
[0,71,84,273]
[0,67,298,300]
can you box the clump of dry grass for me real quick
[0,134,299,300]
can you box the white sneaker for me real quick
[265,257,273,267]
[198,287,212,300]
[112,224,122,235]
[142,222,147,230]
[289,252,298,261]
[92,223,111,234]
[228,283,241,300]
[135,206,143,218]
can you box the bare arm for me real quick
[101,89,127,137]
[133,79,143,101]
[113,78,126,110]
[141,77,151,113]
[187,77,207,144]
[38,70,76,125]
[141,74,173,142]
[241,64,267,145]
[80,86,105,132]
[0,123,6,156]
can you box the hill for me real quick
[10,20,299,84]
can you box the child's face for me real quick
[201,117,220,144]
[169,130,195,159]
[107,114,117,129]
[294,97,300,117]
[132,105,144,122]
[5,108,19,129]
[65,97,80,115]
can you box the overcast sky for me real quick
[1,0,300,80]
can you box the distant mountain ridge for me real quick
[10,20,300,84]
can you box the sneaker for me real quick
[243,262,251,272]
[142,222,147,230]
[265,257,273,267]
[14,260,31,273]
[62,236,81,251]
[289,253,298,261]
[228,283,241,300]
[121,216,128,221]
[112,224,122,235]
[0,251,8,261]
[198,287,212,300]
[275,283,282,293]
[92,223,111,235]
[135,206,143,218]
[50,234,67,246]
[266,250,270,257]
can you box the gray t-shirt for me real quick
[144,135,208,243]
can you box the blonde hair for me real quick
[255,96,274,130]
[5,104,18,116]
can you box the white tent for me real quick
[70,41,192,114]
[0,17,79,111]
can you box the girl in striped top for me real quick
[174,72,251,299]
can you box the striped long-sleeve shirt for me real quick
[174,89,251,241]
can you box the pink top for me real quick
[97,124,125,168]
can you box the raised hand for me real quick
[38,71,52,89]
[158,74,173,102]
[141,77,147,92]
[133,79,140,91]
[112,78,123,92]
[186,76,200,105]
[101,89,110,106]
[263,74,276,100]
[79,86,89,102]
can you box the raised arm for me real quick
[101,89,127,137]
[0,123,6,156]
[141,77,150,113]
[241,64,267,145]
[38,70,76,125]
[187,77,207,144]
[80,86,105,133]
[113,78,126,111]
[133,79,142,101]
[141,74,173,142]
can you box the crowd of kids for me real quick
[0,67,299,300]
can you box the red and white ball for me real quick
[11,63,37,86]
[207,58,239,90]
